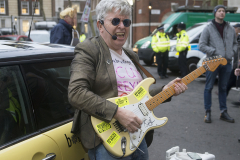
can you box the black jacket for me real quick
[50,19,73,45]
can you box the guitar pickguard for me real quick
[122,96,167,151]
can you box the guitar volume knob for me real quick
[132,135,136,140]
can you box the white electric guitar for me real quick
[91,56,227,157]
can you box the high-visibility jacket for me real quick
[5,89,22,125]
[176,30,189,52]
[151,31,170,53]
[79,34,86,42]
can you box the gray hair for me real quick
[96,0,131,21]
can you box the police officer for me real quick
[151,26,170,79]
[79,32,86,42]
[176,22,189,78]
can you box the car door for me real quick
[21,59,88,160]
[0,65,62,160]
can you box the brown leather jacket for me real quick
[68,36,169,149]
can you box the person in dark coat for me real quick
[50,6,77,45]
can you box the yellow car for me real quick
[0,41,89,160]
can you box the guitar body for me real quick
[91,78,168,157]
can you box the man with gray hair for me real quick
[68,0,187,159]
[199,5,237,123]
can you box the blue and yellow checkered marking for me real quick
[175,44,199,56]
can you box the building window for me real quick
[32,1,40,15]
[21,1,29,15]
[72,2,80,13]
[22,20,29,33]
[1,19,5,28]
[0,0,5,14]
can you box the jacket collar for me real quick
[59,19,73,32]
[210,19,229,27]
[97,36,118,97]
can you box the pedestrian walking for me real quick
[199,5,238,123]
[151,26,170,79]
[50,6,77,45]
[176,22,189,78]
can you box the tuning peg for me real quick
[209,57,212,60]
[205,58,209,61]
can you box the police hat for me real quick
[177,22,186,30]
[157,26,164,31]
[233,24,240,28]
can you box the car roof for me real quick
[0,40,75,66]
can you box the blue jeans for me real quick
[204,63,231,111]
[88,138,149,160]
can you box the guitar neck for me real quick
[145,66,207,111]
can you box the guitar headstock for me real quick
[202,55,227,72]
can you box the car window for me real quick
[0,66,35,146]
[22,60,75,129]
[186,24,205,38]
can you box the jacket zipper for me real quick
[210,22,227,57]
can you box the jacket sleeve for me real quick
[68,47,118,123]
[50,26,65,44]
[151,35,158,53]
[199,27,216,56]
[233,30,238,59]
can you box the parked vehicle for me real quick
[25,30,50,43]
[135,12,240,65]
[35,21,57,31]
[0,28,18,35]
[0,40,89,160]
[0,35,32,41]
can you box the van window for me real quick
[22,60,74,129]
[151,24,170,36]
[0,66,35,146]
[168,24,178,39]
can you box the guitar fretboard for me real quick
[145,66,207,111]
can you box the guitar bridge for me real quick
[113,120,126,133]
[138,103,148,116]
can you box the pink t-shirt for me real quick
[110,49,143,97]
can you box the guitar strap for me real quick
[123,49,156,84]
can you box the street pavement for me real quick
[140,61,240,160]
